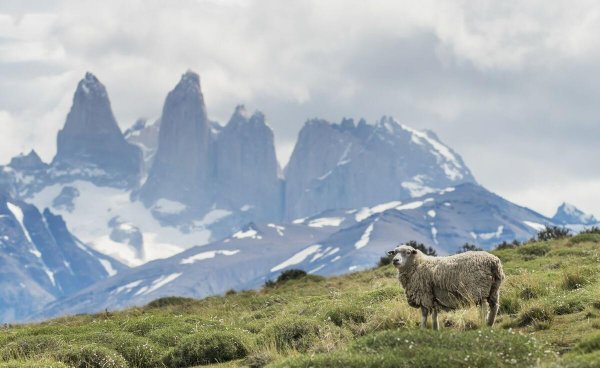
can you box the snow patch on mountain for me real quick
[28,180,211,266]
[355,201,403,222]
[180,250,240,265]
[355,222,375,249]
[308,217,344,228]
[271,245,322,272]
[523,221,546,231]
[152,199,187,214]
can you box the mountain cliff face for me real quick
[53,72,142,188]
[215,106,282,221]
[139,71,212,210]
[284,116,476,220]
[0,192,124,321]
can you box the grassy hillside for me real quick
[2,231,600,367]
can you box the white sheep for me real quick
[388,244,504,330]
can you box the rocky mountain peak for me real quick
[53,72,142,188]
[9,150,47,171]
[139,70,211,209]
[552,202,598,225]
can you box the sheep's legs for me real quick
[486,291,499,326]
[420,307,429,329]
[431,309,439,330]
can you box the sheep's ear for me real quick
[411,249,417,254]
[387,250,395,256]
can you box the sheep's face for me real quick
[387,245,417,269]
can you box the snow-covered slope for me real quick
[35,183,552,319]
[0,192,124,322]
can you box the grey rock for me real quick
[53,72,142,188]
[284,116,476,220]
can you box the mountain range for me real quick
[1,71,597,321]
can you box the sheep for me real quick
[387,244,504,330]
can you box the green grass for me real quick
[2,237,600,367]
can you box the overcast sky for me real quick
[1,0,599,218]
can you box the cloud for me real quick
[0,0,599,216]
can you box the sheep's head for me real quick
[387,244,419,269]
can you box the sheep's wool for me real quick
[396,249,504,311]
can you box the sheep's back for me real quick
[428,252,502,308]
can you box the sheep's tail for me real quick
[492,258,505,283]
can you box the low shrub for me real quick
[581,226,600,235]
[326,305,367,327]
[518,243,551,257]
[554,300,586,315]
[76,332,164,368]
[145,296,196,309]
[514,306,553,327]
[120,315,174,336]
[1,335,67,361]
[495,240,522,250]
[271,329,541,368]
[456,243,483,254]
[570,233,600,244]
[360,286,402,304]
[499,294,521,315]
[574,332,600,353]
[260,317,321,352]
[537,225,571,241]
[162,330,250,367]
[276,269,307,283]
[51,344,128,368]
[562,351,600,368]
[146,324,195,347]
[244,351,275,368]
[0,359,69,368]
[562,271,589,290]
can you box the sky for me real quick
[0,0,599,218]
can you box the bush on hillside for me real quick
[456,243,483,254]
[326,305,367,327]
[537,225,571,241]
[514,306,553,327]
[495,240,522,250]
[264,269,324,288]
[162,331,250,367]
[0,359,69,368]
[581,226,600,235]
[51,344,128,368]
[145,296,196,309]
[1,335,67,361]
[76,332,164,368]
[260,317,321,352]
[270,329,541,368]
[518,243,551,257]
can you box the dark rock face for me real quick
[53,72,142,188]
[108,217,144,259]
[0,192,124,321]
[215,106,282,221]
[139,71,212,210]
[52,186,80,212]
[284,116,476,219]
[124,118,160,177]
[9,150,48,171]
[139,74,282,222]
